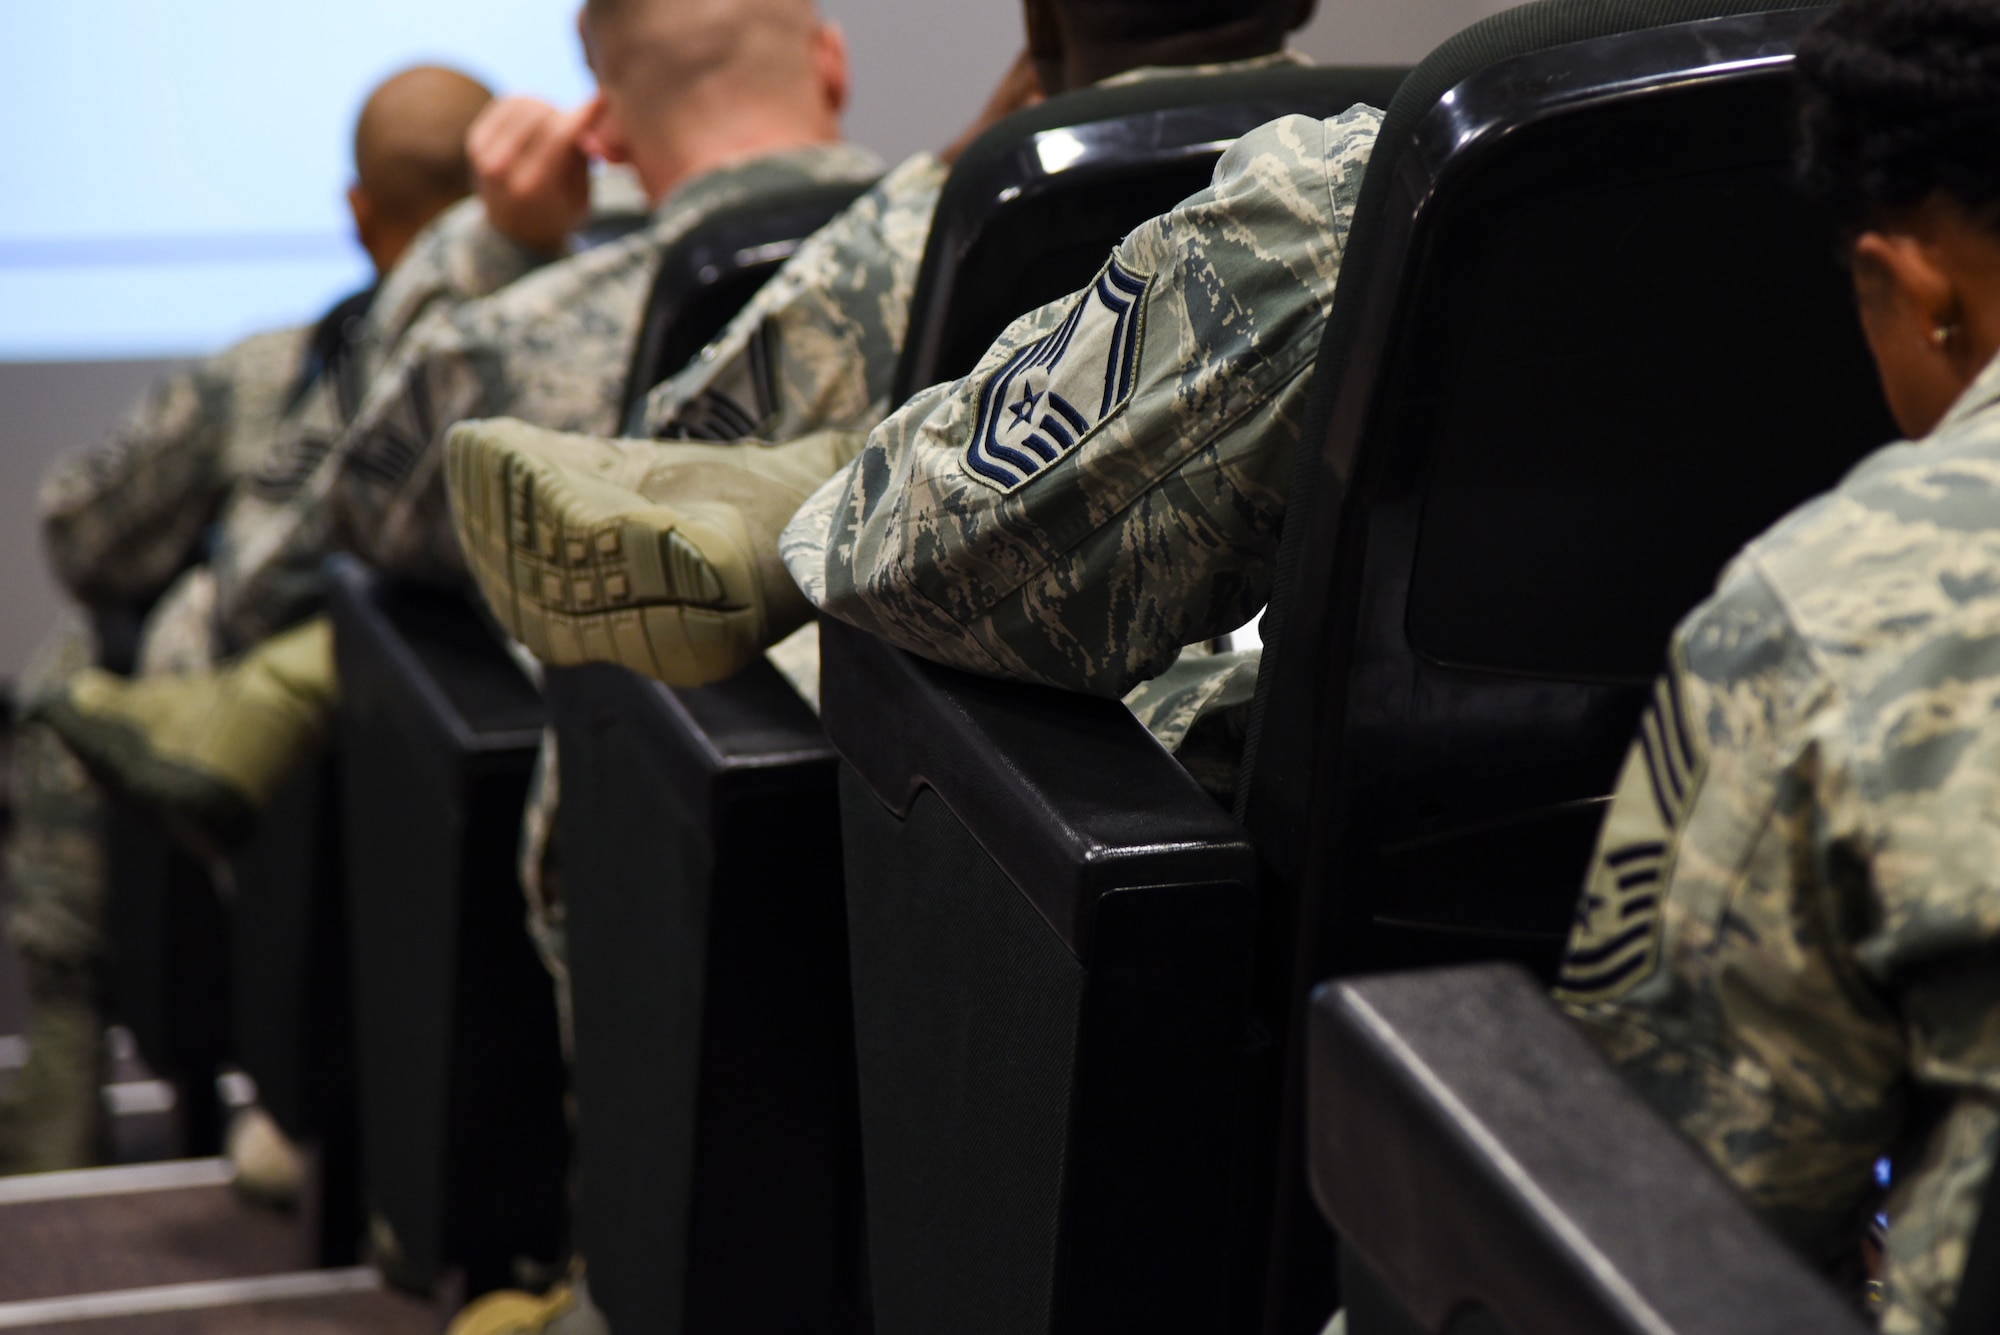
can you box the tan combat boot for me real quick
[446,1272,609,1335]
[445,417,863,687]
[34,617,336,854]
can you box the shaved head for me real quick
[581,0,831,130]
[353,65,494,230]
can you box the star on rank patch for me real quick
[964,260,1150,492]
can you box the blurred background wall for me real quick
[0,0,1521,682]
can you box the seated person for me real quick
[442,0,1327,707]
[5,64,495,1177]
[211,0,880,656]
[1555,2,2000,1331]
[46,0,879,845]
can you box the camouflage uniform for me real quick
[214,144,884,651]
[40,326,311,615]
[267,147,876,1021]
[15,324,320,958]
[1556,349,2000,1335]
[209,198,555,652]
[782,107,1383,702]
[3,188,531,1167]
[638,149,948,443]
[509,148,932,978]
[4,321,329,1169]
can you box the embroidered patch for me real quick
[1555,671,1704,1005]
[963,259,1149,492]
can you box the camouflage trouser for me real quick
[8,614,109,971]
[519,726,571,1060]
[1122,646,1262,805]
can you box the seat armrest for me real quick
[544,660,833,832]
[325,554,542,756]
[818,616,1250,957]
[1308,964,1869,1334]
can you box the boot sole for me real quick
[448,428,765,687]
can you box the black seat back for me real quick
[1308,966,1872,1335]
[548,659,865,1335]
[328,556,565,1297]
[1233,4,1894,1320]
[1244,3,1884,979]
[550,180,891,1335]
[821,65,1414,1335]
[617,180,877,430]
[894,63,1408,401]
[100,282,382,1172]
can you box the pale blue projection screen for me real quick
[0,0,594,361]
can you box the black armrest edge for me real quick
[1308,965,1869,1335]
[820,615,1253,955]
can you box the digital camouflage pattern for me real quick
[1120,644,1260,802]
[638,150,947,443]
[782,107,1383,699]
[212,143,883,652]
[40,325,310,614]
[7,616,109,968]
[1557,349,2000,1335]
[208,197,551,653]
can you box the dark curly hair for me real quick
[1064,0,1309,44]
[1796,0,2000,235]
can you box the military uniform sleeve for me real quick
[40,326,307,610]
[205,366,359,651]
[640,152,946,444]
[781,109,1381,696]
[1559,543,2000,1333]
[364,197,546,356]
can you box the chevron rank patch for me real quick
[963,259,1150,492]
[1556,672,1705,1005]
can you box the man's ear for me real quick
[1290,0,1320,33]
[575,91,630,165]
[813,21,851,118]
[347,184,378,254]
[576,5,600,77]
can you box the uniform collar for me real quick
[1931,346,2000,439]
[650,142,884,222]
[1096,49,1313,90]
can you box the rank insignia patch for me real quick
[1556,671,1704,1005]
[964,259,1150,492]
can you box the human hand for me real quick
[941,50,1045,165]
[467,95,601,255]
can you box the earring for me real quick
[1933,323,1961,348]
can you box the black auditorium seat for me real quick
[1306,966,1874,1335]
[816,64,1409,1335]
[100,284,380,1168]
[822,4,1904,1332]
[328,555,565,1297]
[326,185,873,1310]
[1242,4,1899,1319]
[229,755,360,1263]
[893,63,1407,398]
[616,179,877,431]
[548,178,874,1335]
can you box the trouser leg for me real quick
[1,618,111,1172]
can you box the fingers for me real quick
[472,94,595,254]
[468,96,561,184]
